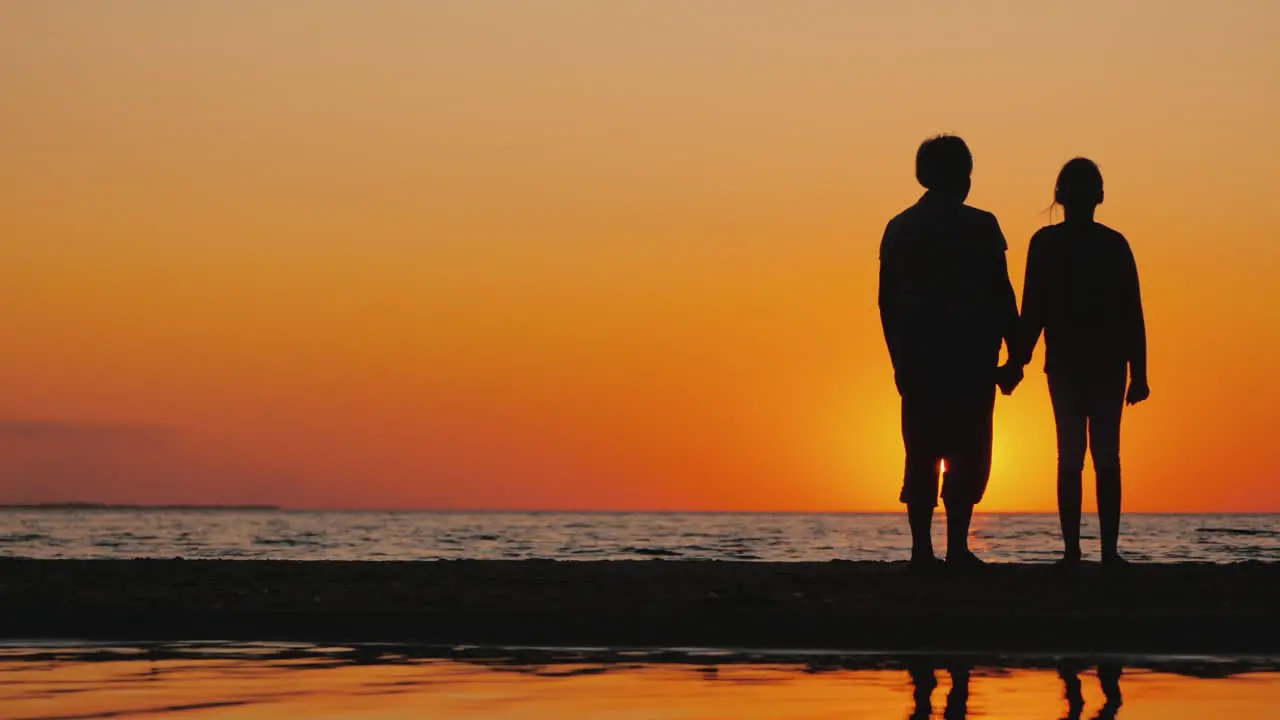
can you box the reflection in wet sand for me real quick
[1059,662,1122,720]
[908,662,972,719]
[1,645,1279,719]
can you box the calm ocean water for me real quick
[0,510,1276,562]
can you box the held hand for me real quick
[1126,379,1150,405]
[996,363,1023,396]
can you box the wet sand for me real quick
[6,646,1280,720]
[1,559,1276,651]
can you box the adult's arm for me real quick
[878,223,902,375]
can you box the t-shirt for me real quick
[1013,221,1147,378]
[878,192,1019,384]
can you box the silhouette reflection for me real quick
[907,663,935,720]
[907,661,971,719]
[909,660,1122,720]
[1059,662,1123,720]
[5,642,1278,720]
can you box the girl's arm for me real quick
[1011,230,1047,368]
[989,217,1020,362]
[1121,237,1148,388]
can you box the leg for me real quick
[943,499,975,562]
[1088,371,1127,562]
[940,382,994,565]
[907,501,937,563]
[1058,662,1085,720]
[944,665,971,720]
[1095,664,1123,719]
[1049,374,1088,562]
[907,664,936,720]
[900,392,942,564]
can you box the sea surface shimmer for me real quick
[1,510,1277,562]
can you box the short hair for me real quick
[915,135,973,191]
[1054,157,1104,208]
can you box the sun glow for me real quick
[2,4,1279,511]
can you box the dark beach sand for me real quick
[2,559,1276,652]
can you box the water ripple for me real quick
[0,511,1275,563]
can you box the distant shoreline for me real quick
[0,505,1274,515]
[0,503,281,511]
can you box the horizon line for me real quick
[1,503,1274,515]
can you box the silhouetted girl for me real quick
[1013,158,1149,567]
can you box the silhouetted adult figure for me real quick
[879,135,1021,570]
[1011,158,1149,569]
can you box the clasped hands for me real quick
[996,363,1023,396]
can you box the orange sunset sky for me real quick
[1,2,1278,512]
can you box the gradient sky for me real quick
[2,2,1278,511]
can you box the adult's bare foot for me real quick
[945,550,987,572]
[1053,553,1082,573]
[1101,553,1133,572]
[909,554,945,574]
